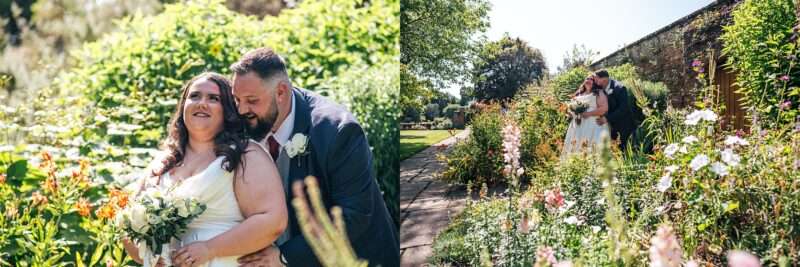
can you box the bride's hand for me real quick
[172,241,214,267]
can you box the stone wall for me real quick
[590,0,741,108]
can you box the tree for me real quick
[557,43,599,73]
[400,64,433,114]
[471,35,547,101]
[400,0,490,87]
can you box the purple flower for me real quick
[780,75,790,81]
[697,67,705,73]
[691,59,702,67]
[780,100,792,110]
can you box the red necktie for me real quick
[267,135,280,160]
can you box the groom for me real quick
[593,70,644,150]
[230,48,399,267]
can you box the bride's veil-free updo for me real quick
[151,72,249,180]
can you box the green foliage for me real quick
[325,62,400,226]
[0,153,133,266]
[440,105,504,185]
[721,0,799,126]
[261,0,400,89]
[441,91,567,186]
[400,64,433,114]
[549,66,590,102]
[401,0,490,86]
[472,36,548,101]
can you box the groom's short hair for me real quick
[230,47,288,81]
[594,70,609,78]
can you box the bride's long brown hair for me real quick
[152,72,249,179]
[574,75,604,97]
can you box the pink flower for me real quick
[727,250,761,267]
[779,75,790,81]
[501,121,524,179]
[534,247,557,267]
[544,188,565,210]
[691,59,702,67]
[779,100,792,110]
[649,225,683,267]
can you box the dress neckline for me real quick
[163,156,225,187]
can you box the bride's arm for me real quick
[122,238,143,264]
[582,93,609,117]
[176,143,288,262]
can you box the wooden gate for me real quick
[715,67,747,130]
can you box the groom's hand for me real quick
[237,246,282,267]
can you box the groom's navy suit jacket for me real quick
[604,79,644,139]
[278,87,399,267]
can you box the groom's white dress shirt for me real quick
[266,90,296,150]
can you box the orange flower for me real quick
[0,173,5,184]
[79,159,90,173]
[95,203,116,219]
[71,169,89,187]
[31,191,48,206]
[75,198,91,217]
[109,189,129,208]
[43,177,59,193]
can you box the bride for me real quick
[561,75,610,160]
[122,72,288,267]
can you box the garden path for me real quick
[399,129,471,266]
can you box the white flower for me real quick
[654,205,666,215]
[684,109,718,125]
[564,216,583,225]
[664,165,679,173]
[664,144,679,158]
[724,135,749,146]
[656,173,672,192]
[285,133,309,158]
[710,162,729,176]
[175,199,191,218]
[591,226,602,233]
[682,135,699,144]
[689,154,710,171]
[720,148,741,167]
[678,145,688,154]
[129,203,150,234]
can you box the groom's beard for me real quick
[245,115,274,142]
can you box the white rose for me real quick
[291,134,308,151]
[129,203,150,234]
[176,201,191,218]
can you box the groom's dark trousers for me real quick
[277,87,399,267]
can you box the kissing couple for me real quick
[122,47,400,267]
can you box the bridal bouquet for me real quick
[116,187,206,266]
[567,99,590,125]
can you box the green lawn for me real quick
[400,130,461,161]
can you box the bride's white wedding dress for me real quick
[138,140,273,267]
[561,93,610,160]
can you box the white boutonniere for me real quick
[285,133,309,158]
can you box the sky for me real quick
[446,0,715,97]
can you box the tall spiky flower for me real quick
[501,120,523,187]
[649,225,683,267]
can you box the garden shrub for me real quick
[721,0,799,126]
[549,66,590,102]
[440,104,504,185]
